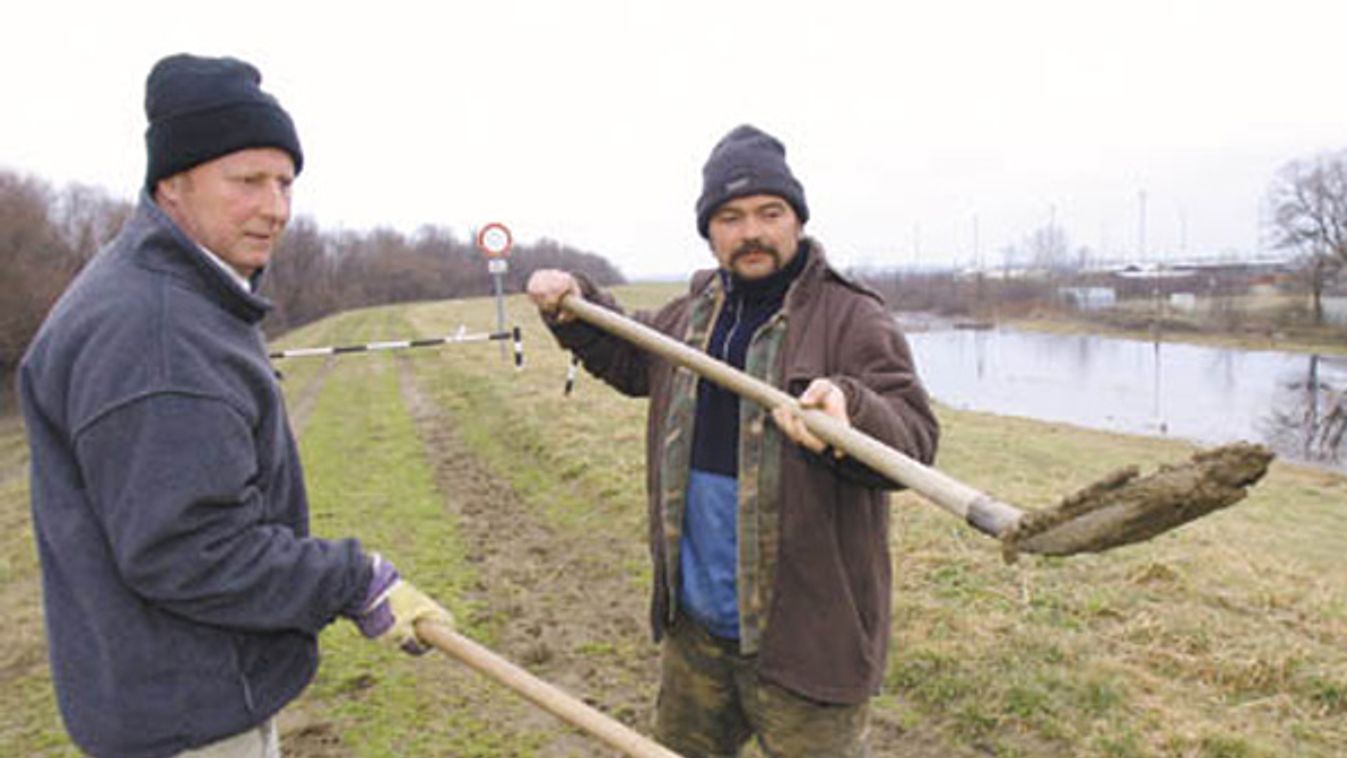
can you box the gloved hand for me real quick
[352,553,454,655]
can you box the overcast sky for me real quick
[5,1,1347,279]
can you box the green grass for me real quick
[283,306,551,756]
[885,404,1347,756]
[0,411,80,756]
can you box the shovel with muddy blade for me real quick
[559,296,1274,561]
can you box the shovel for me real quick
[558,295,1273,561]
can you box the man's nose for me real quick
[261,180,291,224]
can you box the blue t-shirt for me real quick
[679,469,741,638]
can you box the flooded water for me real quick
[903,323,1347,470]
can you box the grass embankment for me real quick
[0,283,1343,756]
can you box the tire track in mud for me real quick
[283,357,337,439]
[395,356,661,756]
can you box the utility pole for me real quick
[1138,190,1148,263]
[1048,203,1058,271]
[972,214,981,269]
[1179,207,1188,256]
[972,213,985,316]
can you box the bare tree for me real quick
[51,182,133,265]
[1027,223,1071,274]
[0,171,81,402]
[1267,152,1347,325]
[259,216,339,334]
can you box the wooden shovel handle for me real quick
[560,295,1025,537]
[417,621,683,758]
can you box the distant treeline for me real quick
[0,168,625,403]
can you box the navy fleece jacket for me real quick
[19,194,371,758]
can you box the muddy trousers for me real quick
[654,616,870,758]
[173,718,279,758]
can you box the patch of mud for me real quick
[396,358,658,756]
[278,706,352,758]
[1006,442,1274,560]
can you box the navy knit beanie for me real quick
[144,53,303,191]
[695,124,808,238]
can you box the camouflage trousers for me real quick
[654,616,870,758]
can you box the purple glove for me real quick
[353,553,400,640]
[350,553,453,655]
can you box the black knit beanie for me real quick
[144,53,303,191]
[695,124,808,238]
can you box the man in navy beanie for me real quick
[19,53,453,757]
[526,124,939,756]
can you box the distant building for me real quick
[1058,286,1116,311]
[1169,292,1198,312]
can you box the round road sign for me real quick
[477,222,513,258]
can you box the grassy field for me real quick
[0,283,1344,756]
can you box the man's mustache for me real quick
[731,240,780,264]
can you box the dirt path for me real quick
[394,356,660,755]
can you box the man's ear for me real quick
[153,174,184,208]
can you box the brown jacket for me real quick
[553,240,939,703]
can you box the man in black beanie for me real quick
[19,53,453,758]
[527,124,939,756]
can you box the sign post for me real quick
[476,222,513,359]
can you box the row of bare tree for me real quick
[1,172,134,402]
[0,168,625,404]
[257,218,624,336]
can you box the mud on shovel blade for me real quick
[558,296,1273,560]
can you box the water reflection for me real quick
[904,325,1347,470]
[1262,354,1347,465]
